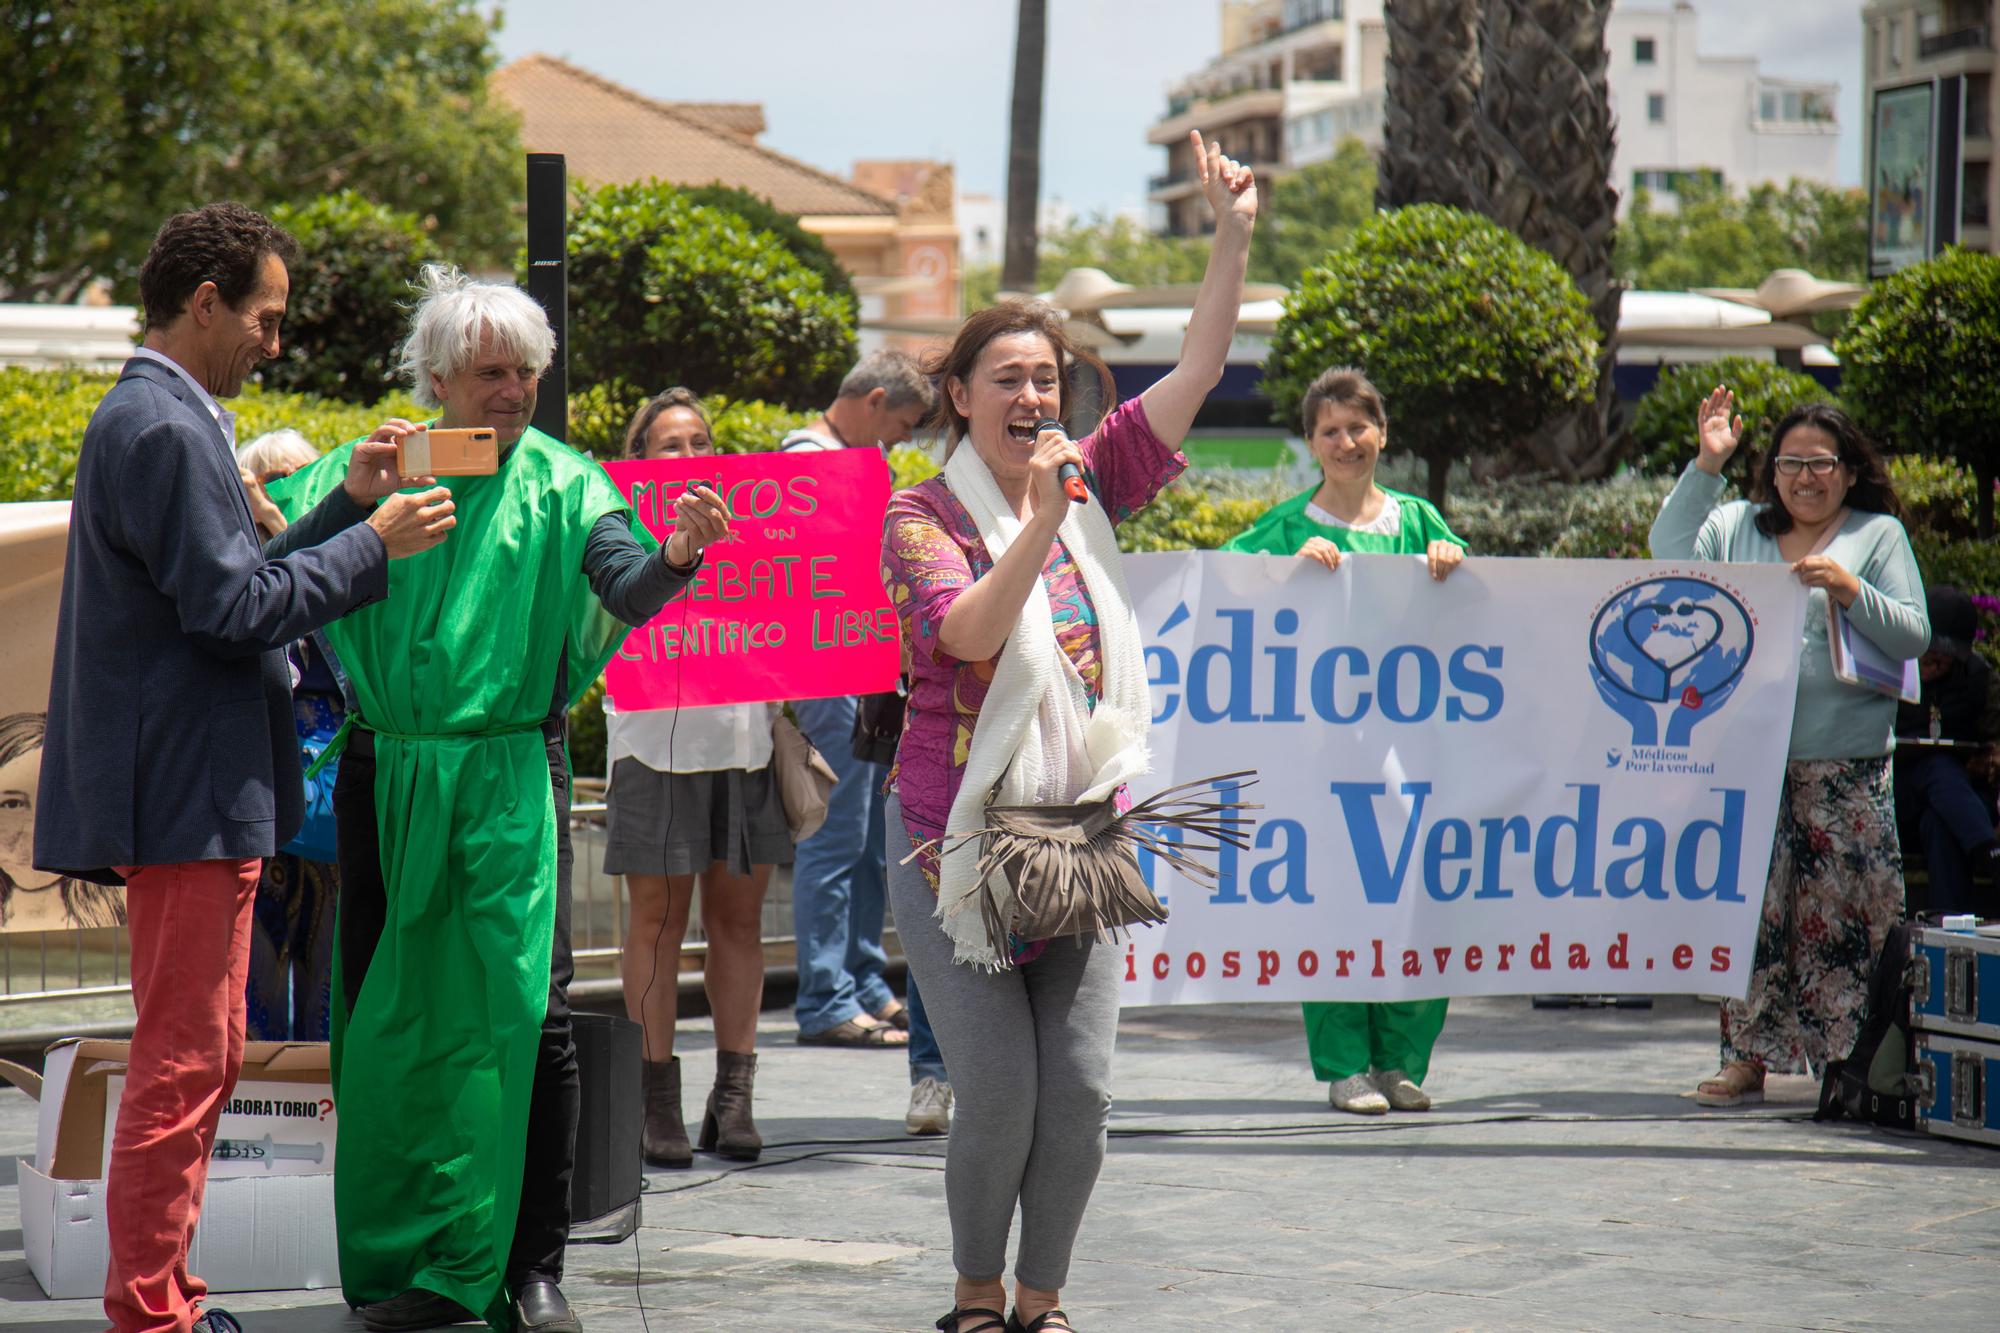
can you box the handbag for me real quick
[851,686,907,766]
[938,771,1259,956]
[771,712,839,842]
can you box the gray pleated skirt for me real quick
[602,759,795,876]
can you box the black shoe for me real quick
[935,1308,1007,1332]
[1007,1310,1075,1332]
[192,1309,244,1333]
[514,1278,584,1333]
[358,1288,479,1331]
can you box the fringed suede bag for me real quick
[925,772,1259,958]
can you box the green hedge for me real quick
[0,367,423,502]
[1631,356,1833,481]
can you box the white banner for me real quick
[1118,552,1804,1005]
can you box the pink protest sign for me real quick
[603,450,900,708]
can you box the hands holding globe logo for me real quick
[1589,577,1755,749]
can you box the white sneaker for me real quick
[1374,1068,1432,1112]
[906,1077,952,1135]
[1328,1072,1389,1115]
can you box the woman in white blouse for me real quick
[605,389,791,1166]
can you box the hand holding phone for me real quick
[398,427,499,477]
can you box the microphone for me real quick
[1035,418,1089,505]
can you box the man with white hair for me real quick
[271,265,733,1333]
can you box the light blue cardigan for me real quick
[1649,464,1930,761]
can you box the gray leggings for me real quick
[885,795,1123,1290]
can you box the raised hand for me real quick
[665,483,732,567]
[1191,129,1258,232]
[344,419,434,504]
[1694,386,1743,477]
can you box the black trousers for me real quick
[334,726,579,1287]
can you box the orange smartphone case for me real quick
[398,427,499,477]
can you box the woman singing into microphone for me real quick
[879,131,1257,1333]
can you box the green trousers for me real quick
[1302,999,1449,1084]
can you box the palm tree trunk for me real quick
[1479,0,1623,479]
[1380,0,1488,214]
[1001,0,1048,293]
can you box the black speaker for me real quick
[525,152,568,444]
[569,1011,642,1242]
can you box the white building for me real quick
[1149,1,1842,233]
[1607,2,1841,212]
[1147,0,1387,236]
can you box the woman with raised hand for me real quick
[881,131,1255,1333]
[1223,366,1464,1114]
[603,388,788,1167]
[1650,389,1928,1107]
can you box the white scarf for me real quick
[937,440,1153,968]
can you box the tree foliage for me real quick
[0,0,522,303]
[675,183,857,314]
[1630,356,1833,482]
[1615,177,1868,292]
[564,181,857,410]
[1262,205,1598,510]
[1837,247,2000,535]
[262,192,444,404]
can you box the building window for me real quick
[1647,93,1667,123]
[1760,90,1778,122]
[1634,168,1724,195]
[1635,37,1656,65]
[1283,0,1342,31]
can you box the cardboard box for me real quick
[1,1039,342,1298]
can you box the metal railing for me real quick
[1920,25,1991,58]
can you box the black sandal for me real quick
[1007,1310,1074,1332]
[936,1307,1008,1332]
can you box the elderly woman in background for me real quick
[603,388,790,1168]
[236,428,319,539]
[882,131,1256,1333]
[1221,366,1465,1116]
[1651,391,1928,1107]
[235,427,346,1040]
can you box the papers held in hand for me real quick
[397,427,498,477]
[1827,600,1919,703]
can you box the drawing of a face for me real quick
[0,741,58,893]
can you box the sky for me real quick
[488,0,1869,219]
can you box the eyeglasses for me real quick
[1773,455,1842,477]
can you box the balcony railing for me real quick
[1920,25,1991,58]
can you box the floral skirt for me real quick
[1720,756,1902,1074]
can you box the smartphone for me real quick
[398,427,498,477]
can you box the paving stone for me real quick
[0,996,1995,1330]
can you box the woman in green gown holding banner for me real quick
[272,266,729,1333]
[1222,366,1466,1115]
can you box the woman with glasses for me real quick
[1651,390,1928,1107]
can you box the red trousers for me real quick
[104,859,260,1333]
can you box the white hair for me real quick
[235,428,319,478]
[396,263,556,409]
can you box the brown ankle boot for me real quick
[699,1050,761,1161]
[641,1056,692,1168]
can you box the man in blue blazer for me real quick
[33,202,456,1333]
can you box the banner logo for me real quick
[1589,576,1753,750]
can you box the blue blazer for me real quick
[34,356,390,884]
